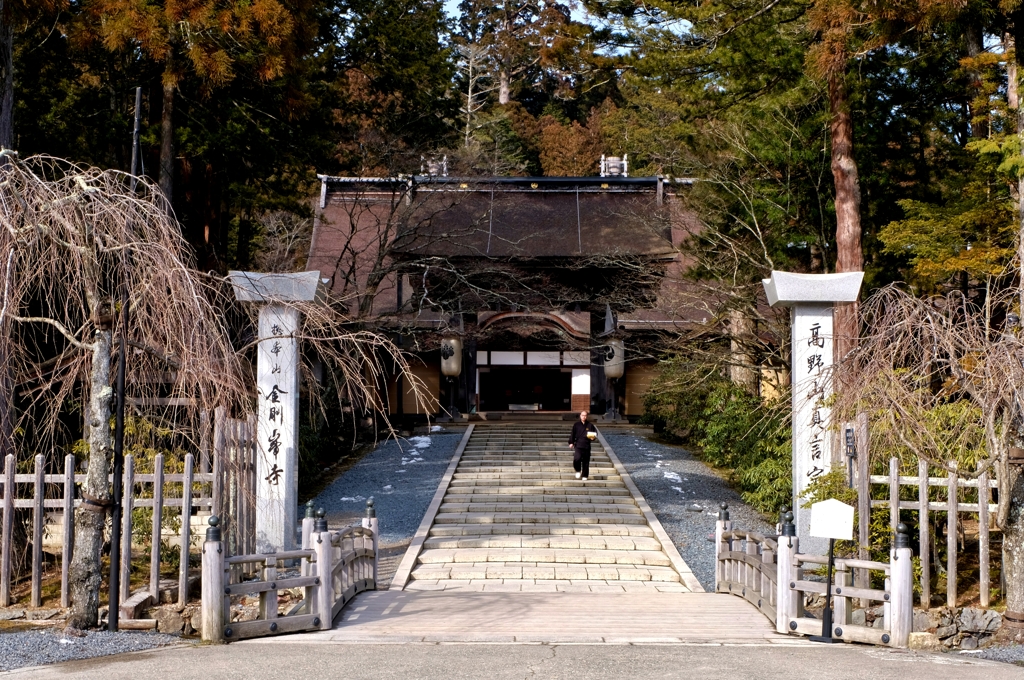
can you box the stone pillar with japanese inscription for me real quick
[255,304,300,552]
[762,271,863,554]
[229,271,327,553]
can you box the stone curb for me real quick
[596,429,705,593]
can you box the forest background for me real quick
[2,0,1021,513]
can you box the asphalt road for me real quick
[5,641,1020,679]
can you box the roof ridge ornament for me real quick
[600,154,628,178]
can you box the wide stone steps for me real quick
[404,424,689,591]
[461,451,607,455]
[433,512,648,525]
[438,503,643,515]
[442,494,636,505]
[453,466,617,475]
[416,547,672,566]
[427,523,657,537]
[448,479,623,488]
[452,473,621,482]
[446,489,630,499]
[422,535,664,551]
[409,564,682,582]
[462,454,609,459]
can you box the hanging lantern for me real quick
[441,337,463,377]
[604,339,624,379]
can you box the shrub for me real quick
[644,360,791,514]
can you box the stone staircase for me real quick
[406,424,692,592]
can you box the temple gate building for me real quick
[307,167,708,422]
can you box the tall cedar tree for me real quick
[76,0,306,207]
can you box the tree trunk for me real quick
[158,74,175,210]
[1004,466,1024,627]
[1014,33,1024,316]
[65,330,112,630]
[1008,34,1018,110]
[1005,19,1024,620]
[966,21,985,139]
[498,70,510,105]
[829,73,862,364]
[728,308,758,395]
[0,0,13,151]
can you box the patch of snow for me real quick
[339,495,366,503]
[663,471,682,483]
[430,425,444,432]
[409,436,432,449]
[671,486,683,493]
[382,485,393,492]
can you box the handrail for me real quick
[715,513,778,621]
[201,502,380,643]
[714,505,913,648]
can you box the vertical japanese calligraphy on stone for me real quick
[230,270,327,554]
[256,304,300,552]
[762,270,863,556]
[791,304,834,553]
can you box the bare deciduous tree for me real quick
[252,211,313,273]
[0,156,421,629]
[833,285,1024,616]
[0,153,247,628]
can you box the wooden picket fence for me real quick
[211,407,258,561]
[715,506,914,647]
[862,457,997,609]
[201,503,379,642]
[849,413,1000,608]
[0,409,255,612]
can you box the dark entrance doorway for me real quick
[479,368,571,411]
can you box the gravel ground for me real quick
[965,645,1024,665]
[0,629,183,671]
[311,429,466,546]
[604,430,774,591]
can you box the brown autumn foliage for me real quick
[538,112,604,177]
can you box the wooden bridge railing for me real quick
[715,504,913,648]
[714,518,777,621]
[201,501,379,642]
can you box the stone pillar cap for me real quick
[229,271,329,303]
[762,271,863,308]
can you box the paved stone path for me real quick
[248,590,783,644]
[395,424,701,592]
[251,422,782,644]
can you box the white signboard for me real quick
[810,499,854,541]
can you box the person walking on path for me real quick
[568,410,598,481]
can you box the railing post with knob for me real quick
[299,500,316,613]
[201,516,226,643]
[890,523,913,648]
[714,503,731,591]
[363,499,379,586]
[313,509,333,630]
[301,500,315,551]
[776,511,799,635]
